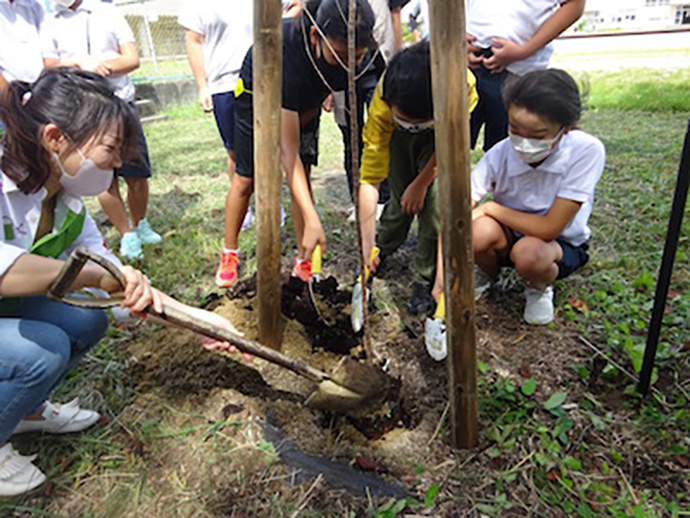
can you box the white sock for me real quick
[223,248,239,255]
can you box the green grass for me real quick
[2,71,689,516]
[576,69,690,112]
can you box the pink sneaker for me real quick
[216,251,240,288]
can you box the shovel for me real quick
[48,247,390,413]
[424,292,447,361]
[307,245,334,326]
[351,247,380,333]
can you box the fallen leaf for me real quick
[221,403,245,419]
[674,456,690,468]
[546,470,560,481]
[97,414,111,427]
[512,332,527,345]
[664,306,673,315]
[353,455,388,473]
[568,297,590,313]
[518,359,532,379]
[668,289,681,298]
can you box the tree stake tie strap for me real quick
[48,248,390,413]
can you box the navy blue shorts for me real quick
[234,93,319,178]
[212,91,236,150]
[116,104,151,178]
[504,229,590,280]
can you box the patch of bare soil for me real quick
[124,257,688,514]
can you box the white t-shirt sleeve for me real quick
[557,137,606,204]
[110,8,136,46]
[178,2,204,34]
[39,19,58,60]
[471,148,500,202]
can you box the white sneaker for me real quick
[524,286,554,325]
[241,206,254,231]
[0,443,46,496]
[475,267,492,301]
[425,317,447,361]
[13,399,100,435]
[347,206,357,223]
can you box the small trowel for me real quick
[351,247,380,333]
[308,245,334,326]
[425,292,447,361]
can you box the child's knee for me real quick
[232,174,254,197]
[511,238,552,277]
[473,217,503,253]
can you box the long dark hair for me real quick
[301,0,375,48]
[0,67,139,194]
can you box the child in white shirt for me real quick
[426,69,605,360]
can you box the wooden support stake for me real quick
[349,0,374,361]
[254,0,284,349]
[429,0,479,448]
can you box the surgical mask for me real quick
[55,149,114,197]
[54,0,76,8]
[509,128,564,164]
[393,114,435,133]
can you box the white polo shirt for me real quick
[178,0,253,96]
[472,130,606,247]
[0,0,45,83]
[40,0,136,102]
[466,0,565,76]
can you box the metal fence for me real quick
[114,0,192,82]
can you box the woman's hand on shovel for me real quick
[98,265,163,315]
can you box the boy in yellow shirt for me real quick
[357,42,477,314]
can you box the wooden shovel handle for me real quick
[151,303,329,384]
[47,247,125,308]
[49,248,330,385]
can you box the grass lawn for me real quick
[1,70,689,516]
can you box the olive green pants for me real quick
[377,129,438,284]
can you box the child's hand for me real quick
[485,38,526,73]
[77,56,112,77]
[472,204,489,221]
[198,86,213,113]
[302,218,327,261]
[466,34,483,70]
[401,180,428,215]
[192,309,252,360]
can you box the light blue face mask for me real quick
[392,114,435,133]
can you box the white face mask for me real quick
[54,0,76,8]
[55,149,114,197]
[510,128,564,164]
[393,114,435,133]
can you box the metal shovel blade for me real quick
[305,357,390,412]
[351,281,364,333]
